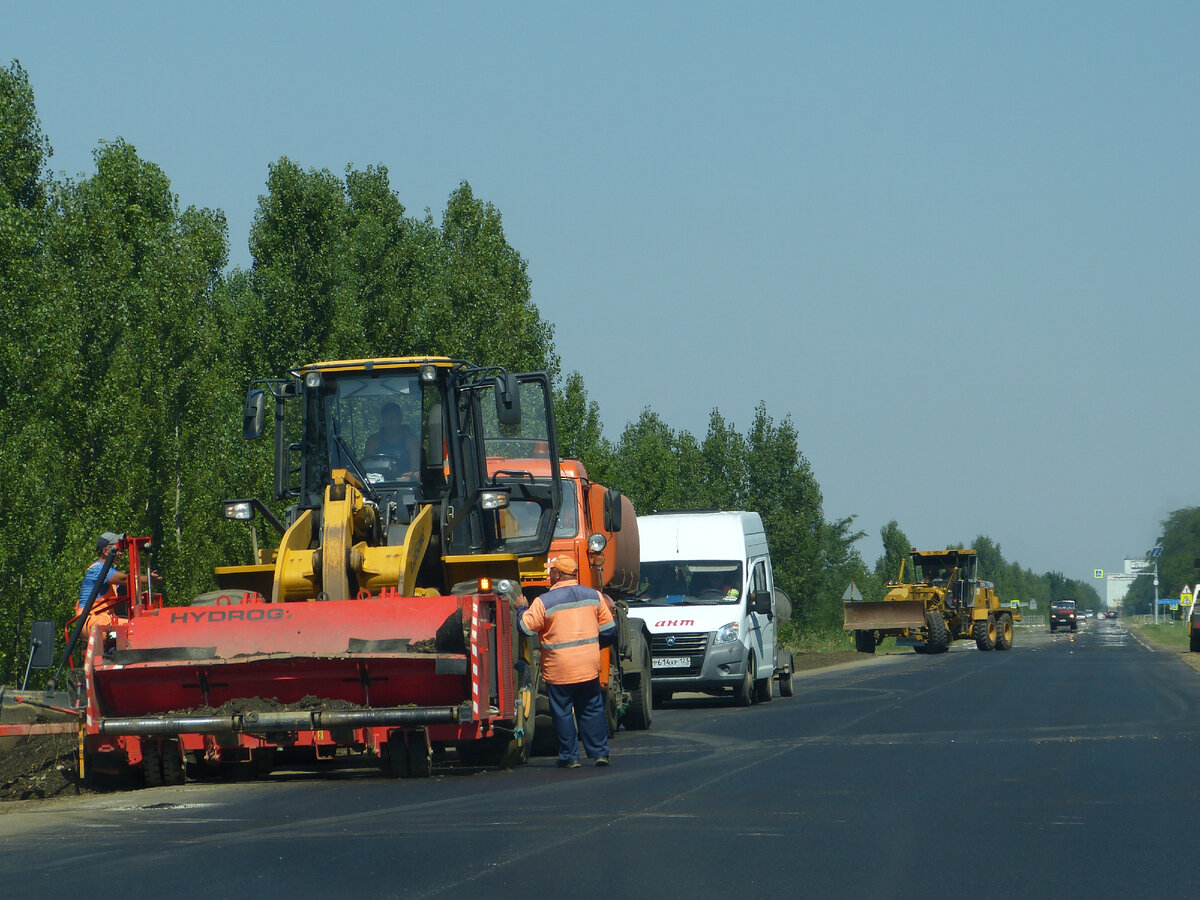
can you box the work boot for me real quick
[557,759,581,769]
[595,757,610,767]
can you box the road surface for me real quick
[3,619,1197,899]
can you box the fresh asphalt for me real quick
[3,618,1198,899]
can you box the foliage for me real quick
[1121,507,1200,615]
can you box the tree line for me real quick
[0,61,1092,679]
[1119,506,1200,617]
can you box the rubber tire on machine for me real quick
[854,629,877,654]
[141,741,164,788]
[734,653,755,706]
[925,611,951,654]
[973,616,997,651]
[604,672,620,738]
[995,614,1014,651]
[623,632,653,730]
[161,742,185,785]
[778,653,795,698]
[1191,630,1200,653]
[406,735,432,778]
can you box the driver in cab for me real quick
[364,402,420,476]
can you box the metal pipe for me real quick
[96,705,461,736]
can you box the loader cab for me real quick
[244,358,562,567]
[912,550,977,606]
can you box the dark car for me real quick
[1049,599,1077,633]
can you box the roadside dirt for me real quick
[791,650,866,671]
[0,733,84,802]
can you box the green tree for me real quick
[874,520,912,585]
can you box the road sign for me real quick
[1094,569,1104,579]
[1149,546,1163,558]
[842,581,863,602]
[1010,600,1020,609]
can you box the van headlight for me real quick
[714,622,739,645]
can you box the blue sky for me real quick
[10,2,1200,590]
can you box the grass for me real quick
[1128,621,1192,649]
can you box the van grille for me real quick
[651,634,708,655]
[650,633,708,677]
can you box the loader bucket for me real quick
[843,600,928,632]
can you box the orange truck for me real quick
[489,456,652,737]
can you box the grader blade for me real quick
[843,600,928,632]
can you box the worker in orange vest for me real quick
[517,555,616,768]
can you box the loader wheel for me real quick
[973,617,997,651]
[406,735,432,778]
[734,654,755,706]
[623,632,653,730]
[854,629,877,654]
[925,612,950,654]
[140,741,164,788]
[161,742,185,785]
[995,614,1014,651]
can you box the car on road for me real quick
[1049,599,1077,633]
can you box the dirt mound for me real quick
[0,733,84,802]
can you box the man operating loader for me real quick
[517,556,616,768]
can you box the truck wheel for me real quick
[734,654,755,706]
[925,612,950,653]
[854,629,877,654]
[995,614,1014,651]
[604,675,620,738]
[973,617,997,651]
[624,634,653,730]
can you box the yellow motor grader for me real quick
[845,549,1019,654]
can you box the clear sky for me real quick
[10,2,1200,590]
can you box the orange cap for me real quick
[550,556,578,576]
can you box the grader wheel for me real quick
[995,614,1014,651]
[925,611,950,654]
[973,616,997,651]
[854,630,877,654]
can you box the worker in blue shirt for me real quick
[78,532,128,611]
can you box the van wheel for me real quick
[754,662,773,703]
[778,652,795,698]
[734,654,755,706]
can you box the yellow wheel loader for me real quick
[844,549,1019,654]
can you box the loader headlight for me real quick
[304,370,323,389]
[419,364,438,383]
[480,490,510,510]
[714,621,739,645]
[223,500,255,521]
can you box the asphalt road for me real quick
[3,619,1199,899]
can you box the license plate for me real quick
[653,656,691,669]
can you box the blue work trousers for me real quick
[546,678,608,763]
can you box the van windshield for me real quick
[634,561,744,606]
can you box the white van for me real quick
[627,511,793,705]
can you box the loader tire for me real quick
[925,612,950,654]
[995,614,1014,651]
[623,632,653,731]
[854,629,877,654]
[973,617,997,651]
[161,742,185,785]
[734,654,755,706]
[141,741,163,788]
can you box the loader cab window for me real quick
[322,372,433,487]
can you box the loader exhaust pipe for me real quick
[96,704,463,736]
